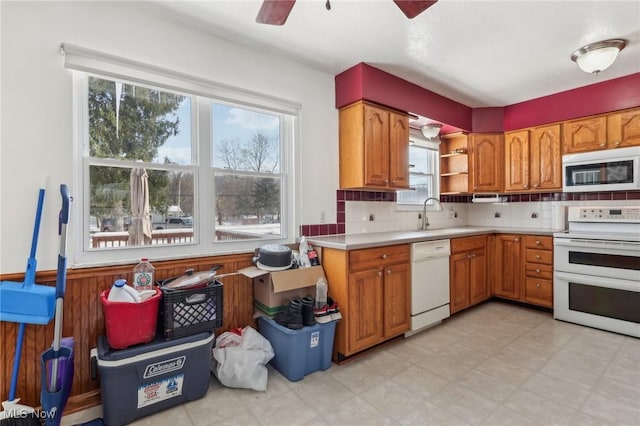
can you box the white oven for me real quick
[562,146,640,192]
[553,206,640,338]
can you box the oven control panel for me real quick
[569,207,640,222]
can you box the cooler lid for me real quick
[97,331,214,362]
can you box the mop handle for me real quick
[8,323,26,401]
[24,177,48,288]
[57,184,70,299]
[50,184,70,392]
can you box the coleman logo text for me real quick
[143,356,186,379]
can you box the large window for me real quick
[68,49,298,261]
[397,130,440,207]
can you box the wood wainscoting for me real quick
[0,252,255,414]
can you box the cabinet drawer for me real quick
[451,235,487,253]
[525,262,553,280]
[524,235,553,250]
[524,277,553,308]
[349,244,409,271]
[525,248,552,265]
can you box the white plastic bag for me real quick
[211,326,274,391]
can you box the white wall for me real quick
[0,1,338,273]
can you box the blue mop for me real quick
[1,179,56,423]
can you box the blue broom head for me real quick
[0,280,56,325]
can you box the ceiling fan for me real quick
[256,0,438,25]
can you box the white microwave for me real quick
[563,146,640,192]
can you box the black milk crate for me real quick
[160,279,223,340]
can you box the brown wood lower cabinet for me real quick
[450,235,489,314]
[491,234,554,308]
[322,244,410,361]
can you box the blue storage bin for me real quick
[258,317,336,381]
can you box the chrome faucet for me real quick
[421,197,444,230]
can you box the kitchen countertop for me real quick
[307,226,563,250]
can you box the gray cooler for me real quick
[91,331,214,426]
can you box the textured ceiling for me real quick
[150,0,640,109]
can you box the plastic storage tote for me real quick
[160,279,223,339]
[91,331,214,426]
[100,287,162,349]
[257,316,336,381]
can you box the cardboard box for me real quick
[239,265,325,316]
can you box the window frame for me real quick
[396,128,441,211]
[66,45,301,267]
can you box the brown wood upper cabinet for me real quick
[339,101,410,190]
[563,107,640,154]
[608,107,640,149]
[504,125,561,192]
[470,133,503,193]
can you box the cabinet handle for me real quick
[474,186,478,190]
[536,283,541,288]
[524,184,528,189]
[390,180,395,184]
[381,254,388,259]
[378,271,383,277]
[600,143,606,147]
[536,268,541,273]
[534,184,540,188]
[387,269,391,275]
[467,254,472,258]
[536,255,541,259]
[384,179,389,184]
[535,240,541,245]
[615,141,621,146]
[515,238,519,242]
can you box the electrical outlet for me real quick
[494,211,502,218]
[531,212,538,219]
[320,210,326,223]
[369,213,375,221]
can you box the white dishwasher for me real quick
[407,239,451,336]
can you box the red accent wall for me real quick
[335,64,640,132]
[504,73,640,130]
[472,107,505,132]
[335,63,473,131]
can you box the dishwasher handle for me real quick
[411,239,451,261]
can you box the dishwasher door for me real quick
[409,239,451,334]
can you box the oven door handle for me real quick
[554,238,640,250]
[554,271,640,289]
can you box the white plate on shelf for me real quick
[256,261,293,272]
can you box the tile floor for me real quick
[62,301,640,425]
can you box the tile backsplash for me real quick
[300,190,640,236]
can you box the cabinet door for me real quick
[469,248,488,305]
[363,104,390,187]
[388,111,410,189]
[471,133,503,192]
[504,130,530,192]
[562,115,607,154]
[383,262,411,337]
[450,253,470,314]
[530,124,562,190]
[608,108,640,148]
[493,235,522,300]
[348,268,384,353]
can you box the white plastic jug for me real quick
[108,279,140,303]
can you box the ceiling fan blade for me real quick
[393,0,438,19]
[256,0,297,25]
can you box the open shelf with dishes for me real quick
[440,132,470,195]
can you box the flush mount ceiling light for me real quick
[421,123,442,139]
[571,39,627,75]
